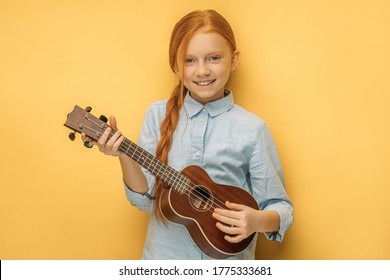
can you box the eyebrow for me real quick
[185,51,224,57]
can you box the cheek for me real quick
[216,65,232,80]
[215,61,231,72]
[183,71,191,84]
[183,68,195,81]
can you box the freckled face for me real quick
[182,32,239,104]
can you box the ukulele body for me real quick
[159,165,259,259]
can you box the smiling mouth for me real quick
[194,80,216,86]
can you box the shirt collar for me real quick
[184,89,234,118]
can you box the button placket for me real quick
[189,108,208,165]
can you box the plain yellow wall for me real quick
[1,0,389,259]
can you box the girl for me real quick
[82,9,293,259]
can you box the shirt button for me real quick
[200,117,206,123]
[193,152,200,157]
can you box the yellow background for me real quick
[1,0,389,259]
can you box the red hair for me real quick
[154,10,237,220]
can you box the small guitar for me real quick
[64,105,259,259]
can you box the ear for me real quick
[230,50,240,72]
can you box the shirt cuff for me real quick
[263,201,294,242]
[123,178,154,212]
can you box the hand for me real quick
[81,115,125,157]
[212,201,261,243]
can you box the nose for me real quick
[195,62,210,76]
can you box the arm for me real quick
[119,154,148,194]
[212,123,293,243]
[81,115,148,194]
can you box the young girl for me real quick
[82,9,293,259]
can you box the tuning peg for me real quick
[68,131,76,141]
[85,106,92,112]
[99,115,108,123]
[84,140,94,148]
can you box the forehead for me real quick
[185,32,230,55]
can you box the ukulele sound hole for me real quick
[189,186,213,211]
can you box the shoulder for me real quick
[229,104,266,131]
[146,100,167,113]
[144,100,167,120]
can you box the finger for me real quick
[81,133,97,145]
[215,221,240,234]
[215,222,247,244]
[225,201,247,211]
[81,133,92,142]
[224,233,245,243]
[97,127,112,146]
[81,133,87,142]
[212,212,238,227]
[112,135,125,151]
[213,207,240,220]
[105,130,122,151]
[109,115,119,131]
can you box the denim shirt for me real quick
[124,91,294,259]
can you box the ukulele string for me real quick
[93,127,230,212]
[84,114,231,215]
[117,135,229,212]
[80,116,226,211]
[183,180,230,212]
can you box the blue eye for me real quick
[209,56,220,62]
[185,58,195,64]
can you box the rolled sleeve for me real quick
[123,177,155,213]
[249,123,294,242]
[263,201,294,241]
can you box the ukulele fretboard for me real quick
[119,138,190,194]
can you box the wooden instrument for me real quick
[64,105,259,259]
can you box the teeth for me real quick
[196,81,213,86]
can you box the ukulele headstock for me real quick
[64,105,109,143]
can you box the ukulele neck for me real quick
[118,138,188,194]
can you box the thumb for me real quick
[109,115,119,131]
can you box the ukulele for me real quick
[64,105,259,259]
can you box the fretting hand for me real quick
[81,115,125,157]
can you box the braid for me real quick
[153,82,185,220]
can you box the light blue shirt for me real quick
[124,91,294,259]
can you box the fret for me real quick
[124,141,131,155]
[142,154,148,167]
[154,161,166,182]
[177,174,189,195]
[149,157,158,173]
[120,139,131,155]
[172,171,183,192]
[144,153,152,169]
[138,148,147,165]
[181,176,189,194]
[172,173,182,193]
[160,165,171,183]
[118,137,189,195]
[166,167,177,188]
[131,143,138,159]
[119,139,133,158]
[118,140,125,153]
